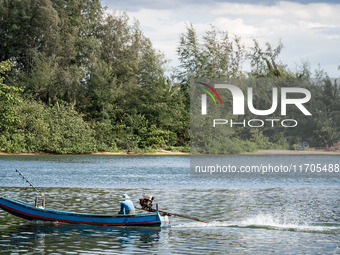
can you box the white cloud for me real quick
[213,18,258,36]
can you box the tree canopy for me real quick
[0,0,338,153]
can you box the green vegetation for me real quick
[0,0,339,154]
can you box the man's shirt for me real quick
[120,200,135,212]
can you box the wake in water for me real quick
[174,214,340,235]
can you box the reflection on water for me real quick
[1,221,166,254]
[0,155,339,254]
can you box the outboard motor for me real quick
[139,193,155,211]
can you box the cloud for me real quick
[102,0,340,76]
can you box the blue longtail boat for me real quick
[0,196,170,227]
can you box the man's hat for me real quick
[121,194,130,200]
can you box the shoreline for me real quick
[0,149,339,156]
[0,151,191,156]
[241,149,340,155]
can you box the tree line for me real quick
[0,0,339,154]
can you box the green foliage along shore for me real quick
[0,0,339,154]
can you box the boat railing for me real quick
[34,193,45,209]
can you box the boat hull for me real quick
[0,197,170,227]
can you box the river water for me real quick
[0,155,339,254]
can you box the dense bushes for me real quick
[1,99,97,153]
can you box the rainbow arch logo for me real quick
[197,82,222,106]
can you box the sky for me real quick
[101,0,340,77]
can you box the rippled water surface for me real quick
[0,155,339,254]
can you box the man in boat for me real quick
[119,194,135,214]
